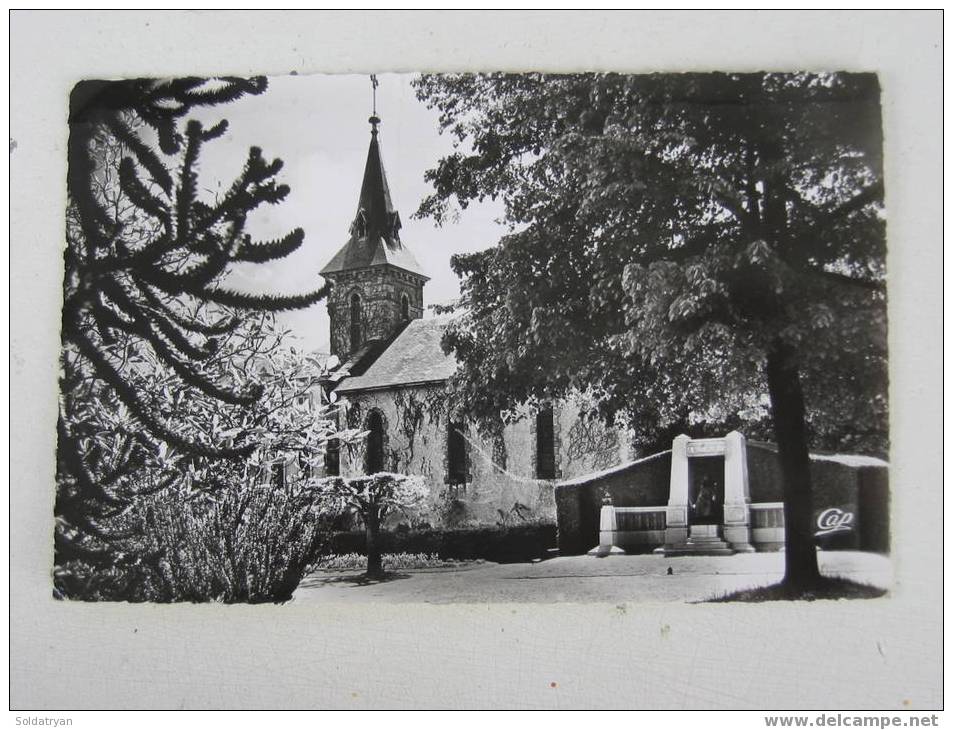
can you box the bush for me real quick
[54,480,333,603]
[145,481,332,603]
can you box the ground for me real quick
[293,550,891,605]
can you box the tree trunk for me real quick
[364,508,383,579]
[765,339,822,589]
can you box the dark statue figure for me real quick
[692,476,722,525]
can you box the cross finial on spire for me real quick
[369,75,380,134]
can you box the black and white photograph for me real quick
[57,70,891,605]
[10,10,942,713]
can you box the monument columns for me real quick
[657,431,754,554]
[722,430,755,552]
[661,434,691,547]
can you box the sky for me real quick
[189,73,507,352]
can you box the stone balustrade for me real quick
[588,505,667,556]
[749,502,785,550]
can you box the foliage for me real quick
[414,72,886,454]
[315,473,430,523]
[58,77,331,599]
[329,523,558,564]
[55,318,357,601]
[145,477,335,603]
[413,72,887,587]
[56,477,334,603]
[314,473,429,578]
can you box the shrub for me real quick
[56,480,333,603]
[146,481,335,603]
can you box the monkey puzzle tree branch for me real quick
[58,76,335,598]
[69,325,254,459]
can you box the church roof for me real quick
[320,117,428,280]
[334,316,458,394]
[325,337,397,388]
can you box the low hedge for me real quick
[329,523,557,564]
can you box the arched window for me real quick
[349,292,362,351]
[447,420,467,487]
[365,410,385,475]
[400,293,410,321]
[535,407,556,479]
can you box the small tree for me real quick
[316,473,429,579]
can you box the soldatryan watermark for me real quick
[13,718,73,727]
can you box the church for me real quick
[315,112,636,529]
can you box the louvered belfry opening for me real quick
[270,460,286,489]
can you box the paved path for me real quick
[292,551,892,604]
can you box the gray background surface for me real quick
[10,10,942,709]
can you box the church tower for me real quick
[320,112,429,359]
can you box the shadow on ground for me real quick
[298,572,412,589]
[701,575,889,603]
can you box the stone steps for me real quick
[660,525,736,556]
[662,544,735,557]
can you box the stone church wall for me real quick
[338,384,634,530]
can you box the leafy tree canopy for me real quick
[414,72,887,458]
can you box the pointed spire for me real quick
[353,74,400,243]
[319,94,427,280]
[353,114,400,243]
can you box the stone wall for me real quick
[337,385,633,529]
[554,452,673,555]
[746,442,890,553]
